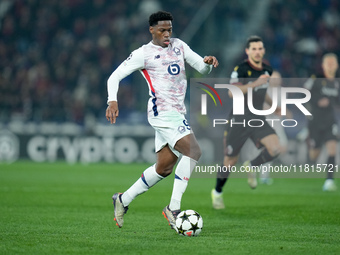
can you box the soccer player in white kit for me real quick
[106,11,218,231]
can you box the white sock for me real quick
[169,156,197,211]
[213,189,222,196]
[260,162,270,179]
[121,164,163,207]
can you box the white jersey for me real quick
[107,38,212,117]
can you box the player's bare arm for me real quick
[265,92,273,106]
[265,93,281,115]
[252,74,270,88]
[203,56,219,68]
[106,101,119,124]
[318,97,330,107]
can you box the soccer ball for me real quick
[175,209,203,236]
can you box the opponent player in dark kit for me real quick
[211,35,281,209]
[304,53,339,191]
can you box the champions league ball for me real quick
[175,210,203,236]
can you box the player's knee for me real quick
[224,156,237,167]
[309,150,319,161]
[191,145,202,161]
[155,158,177,177]
[326,141,337,155]
[162,167,174,177]
[268,146,280,158]
[156,166,173,177]
[180,144,201,161]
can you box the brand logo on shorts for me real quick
[178,126,186,133]
[227,145,233,155]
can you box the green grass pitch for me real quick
[1,162,339,255]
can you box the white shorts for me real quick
[148,111,192,157]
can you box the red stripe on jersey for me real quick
[142,69,155,93]
[247,59,263,71]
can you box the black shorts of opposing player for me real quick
[306,74,339,149]
[224,117,276,157]
[308,122,338,149]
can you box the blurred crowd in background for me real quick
[0,0,339,125]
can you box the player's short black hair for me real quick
[149,11,173,26]
[246,35,263,48]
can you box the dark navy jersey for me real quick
[230,59,273,120]
[304,74,340,127]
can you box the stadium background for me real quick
[0,0,340,164]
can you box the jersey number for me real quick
[183,120,191,130]
[168,64,180,75]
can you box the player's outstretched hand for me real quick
[106,101,119,124]
[204,56,219,68]
[318,97,330,108]
[252,74,270,87]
